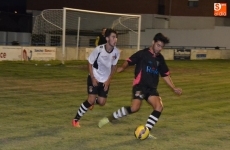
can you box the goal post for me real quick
[32,7,142,64]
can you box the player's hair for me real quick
[153,33,170,44]
[105,28,117,37]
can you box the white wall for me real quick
[1,15,230,49]
[140,26,230,49]
[141,15,219,30]
[169,16,215,29]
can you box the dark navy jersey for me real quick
[127,48,169,88]
[98,34,107,45]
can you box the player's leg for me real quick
[72,75,97,127]
[145,96,163,131]
[98,85,143,128]
[111,99,142,120]
[95,82,110,106]
[89,82,109,109]
[98,99,142,128]
[88,97,98,110]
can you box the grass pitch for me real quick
[0,60,230,150]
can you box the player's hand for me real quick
[92,77,98,87]
[117,67,124,73]
[173,88,182,95]
[103,80,110,91]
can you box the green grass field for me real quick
[0,60,230,150]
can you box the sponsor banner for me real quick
[191,49,208,60]
[174,49,191,60]
[22,47,56,61]
[196,54,207,59]
[0,46,22,61]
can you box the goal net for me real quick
[32,7,141,62]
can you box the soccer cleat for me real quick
[98,117,110,128]
[72,119,80,127]
[89,105,94,110]
[148,134,157,139]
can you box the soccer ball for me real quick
[134,125,150,140]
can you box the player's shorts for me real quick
[87,75,109,98]
[132,84,159,100]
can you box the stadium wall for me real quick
[141,26,230,49]
[1,16,230,49]
[1,46,230,61]
[54,47,230,60]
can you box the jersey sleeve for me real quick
[112,49,120,65]
[127,50,142,66]
[88,47,99,64]
[159,55,170,77]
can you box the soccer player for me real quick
[98,33,182,136]
[95,28,107,46]
[72,28,120,127]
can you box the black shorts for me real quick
[87,75,109,98]
[132,84,159,100]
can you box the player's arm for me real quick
[162,76,182,95]
[109,65,118,80]
[105,65,117,83]
[160,56,182,95]
[104,65,117,90]
[88,48,99,86]
[117,61,128,73]
[88,62,99,87]
[117,50,142,73]
[104,51,120,90]
[88,62,94,79]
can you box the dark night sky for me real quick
[0,0,27,13]
[0,0,31,32]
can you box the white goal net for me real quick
[32,7,141,62]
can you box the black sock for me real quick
[108,106,132,121]
[145,110,161,131]
[74,100,92,120]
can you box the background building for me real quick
[26,0,230,17]
[0,0,230,49]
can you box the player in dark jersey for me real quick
[98,33,182,137]
[95,28,107,46]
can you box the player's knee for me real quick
[98,102,106,106]
[87,99,95,105]
[131,106,140,113]
[97,99,106,106]
[155,103,163,112]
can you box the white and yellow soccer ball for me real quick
[134,125,150,140]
